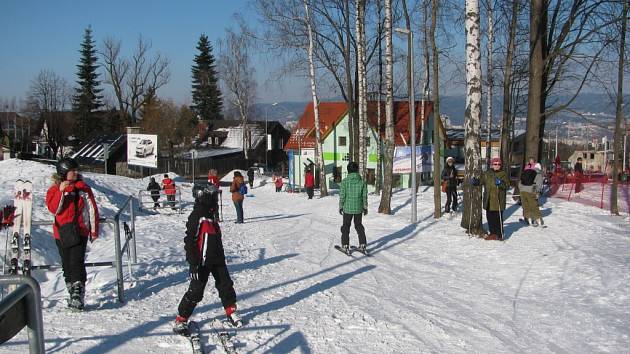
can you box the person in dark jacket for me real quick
[147,177,161,209]
[441,157,459,213]
[574,157,584,193]
[339,162,368,254]
[247,168,255,188]
[45,157,99,310]
[304,168,315,199]
[173,185,242,334]
[472,157,510,240]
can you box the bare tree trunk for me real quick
[461,0,484,235]
[485,0,494,169]
[430,0,442,218]
[525,0,545,163]
[500,0,519,166]
[304,0,328,197]
[611,0,627,216]
[421,0,431,144]
[375,0,384,193]
[378,0,395,214]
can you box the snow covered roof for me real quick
[179,147,242,159]
[72,134,126,164]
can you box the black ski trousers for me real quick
[486,210,504,238]
[177,264,236,319]
[306,187,314,199]
[445,186,458,212]
[341,213,367,246]
[55,237,88,284]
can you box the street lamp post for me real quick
[265,102,279,168]
[394,27,417,224]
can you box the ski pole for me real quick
[497,189,504,239]
[219,190,223,222]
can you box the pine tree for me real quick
[73,26,103,140]
[191,34,223,121]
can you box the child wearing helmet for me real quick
[45,157,99,310]
[173,185,242,335]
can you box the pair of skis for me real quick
[180,319,239,354]
[8,180,33,276]
[334,245,371,257]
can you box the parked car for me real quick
[135,139,154,157]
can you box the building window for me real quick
[215,137,220,145]
[583,153,587,158]
[339,136,347,146]
[366,168,375,185]
[590,153,594,159]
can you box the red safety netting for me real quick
[548,171,630,215]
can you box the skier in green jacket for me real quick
[339,162,368,254]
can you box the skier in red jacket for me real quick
[304,168,315,199]
[162,174,177,209]
[45,157,99,310]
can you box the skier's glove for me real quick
[363,208,368,216]
[470,177,480,186]
[339,208,344,215]
[189,264,199,281]
[494,177,502,186]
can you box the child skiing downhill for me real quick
[173,185,242,335]
[45,157,99,310]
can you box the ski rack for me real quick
[137,187,183,214]
[29,195,137,303]
[0,275,45,353]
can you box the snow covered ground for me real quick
[1,158,629,353]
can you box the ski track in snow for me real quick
[1,159,629,353]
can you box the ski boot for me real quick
[225,304,243,328]
[341,244,351,256]
[9,258,19,275]
[531,219,539,227]
[357,244,369,255]
[173,316,190,336]
[68,281,85,310]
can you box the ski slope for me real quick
[1,159,629,353]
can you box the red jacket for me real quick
[275,177,283,188]
[304,171,315,188]
[46,178,99,240]
[162,178,176,195]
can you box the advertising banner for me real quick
[127,134,158,168]
[393,145,433,174]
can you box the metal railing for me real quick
[29,195,137,303]
[0,275,44,353]
[137,188,183,214]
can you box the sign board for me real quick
[127,133,158,168]
[393,145,433,174]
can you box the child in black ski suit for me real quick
[173,185,242,334]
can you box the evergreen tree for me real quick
[191,34,223,121]
[73,26,103,140]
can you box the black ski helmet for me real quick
[57,157,79,177]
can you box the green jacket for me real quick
[339,173,367,214]
[481,169,510,211]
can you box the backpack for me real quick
[520,169,537,186]
[238,183,248,195]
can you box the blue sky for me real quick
[0,0,310,107]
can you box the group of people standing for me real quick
[443,156,546,241]
[146,174,177,209]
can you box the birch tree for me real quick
[485,0,494,169]
[378,0,395,214]
[303,0,328,197]
[461,0,484,235]
[356,0,368,177]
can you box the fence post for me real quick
[600,180,605,209]
[113,216,125,303]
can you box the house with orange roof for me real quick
[285,101,446,192]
